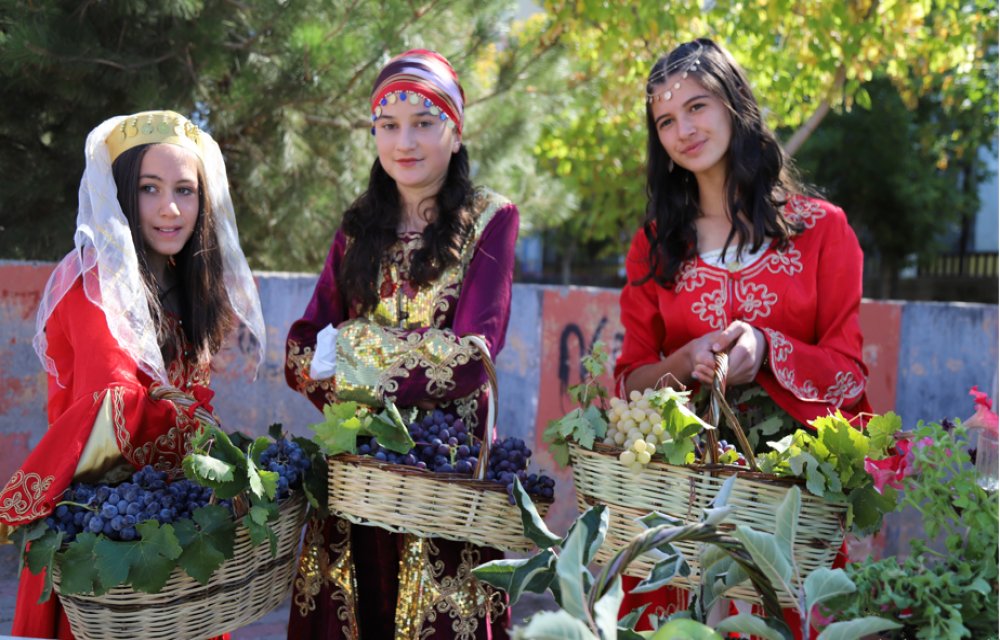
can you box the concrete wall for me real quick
[0,260,997,635]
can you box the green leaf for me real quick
[12,519,48,578]
[556,506,594,620]
[512,610,597,639]
[618,603,649,631]
[513,477,562,548]
[855,86,872,110]
[847,485,897,535]
[173,505,237,584]
[184,453,235,483]
[294,435,328,517]
[267,423,285,441]
[310,401,366,455]
[473,549,556,606]
[564,500,608,565]
[731,526,794,599]
[774,486,800,559]
[638,512,684,529]
[865,412,901,458]
[56,533,104,596]
[650,618,723,640]
[548,439,571,467]
[244,501,279,555]
[593,574,624,640]
[26,527,63,577]
[94,521,183,593]
[715,614,785,640]
[804,568,856,612]
[631,552,689,593]
[702,475,737,525]
[815,617,901,640]
[370,401,416,453]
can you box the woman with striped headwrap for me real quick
[284,50,518,639]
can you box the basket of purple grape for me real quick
[15,425,316,640]
[319,357,555,552]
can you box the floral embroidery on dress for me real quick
[784,195,828,228]
[736,281,778,322]
[0,471,55,525]
[764,328,866,406]
[692,287,728,329]
[287,341,338,407]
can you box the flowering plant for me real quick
[825,389,999,639]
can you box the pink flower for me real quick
[896,437,934,476]
[966,386,999,435]
[864,454,906,494]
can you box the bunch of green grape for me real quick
[603,389,666,472]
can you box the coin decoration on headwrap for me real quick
[33,110,266,386]
[370,49,465,136]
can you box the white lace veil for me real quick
[33,113,266,387]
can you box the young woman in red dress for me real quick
[1,110,265,639]
[615,38,871,638]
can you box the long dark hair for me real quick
[337,145,475,314]
[112,144,233,365]
[640,38,803,287]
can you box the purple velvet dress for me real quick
[285,188,518,639]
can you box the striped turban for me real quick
[370,49,465,135]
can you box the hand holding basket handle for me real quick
[150,384,221,430]
[702,351,758,471]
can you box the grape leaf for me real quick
[94,521,183,593]
[294,435,329,517]
[370,401,416,453]
[183,425,248,499]
[865,412,902,459]
[244,501,279,556]
[56,532,105,596]
[12,519,48,577]
[267,423,285,440]
[310,401,367,455]
[183,453,235,483]
[247,437,278,500]
[174,505,237,584]
[25,528,63,603]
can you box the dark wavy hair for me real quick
[640,37,803,287]
[337,145,475,314]
[113,144,233,365]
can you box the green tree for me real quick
[795,77,993,298]
[0,1,568,271]
[529,0,998,282]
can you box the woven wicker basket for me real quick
[571,354,846,606]
[54,493,307,640]
[328,336,551,552]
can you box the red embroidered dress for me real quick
[285,187,517,639]
[3,278,212,639]
[615,195,870,637]
[616,195,871,425]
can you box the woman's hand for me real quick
[703,321,767,386]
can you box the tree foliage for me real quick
[0,0,569,270]
[530,0,998,267]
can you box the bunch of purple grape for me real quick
[359,410,482,474]
[486,437,556,504]
[45,465,221,543]
[260,438,311,499]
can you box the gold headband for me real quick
[105,110,205,163]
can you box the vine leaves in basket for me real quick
[757,412,902,534]
[310,400,415,456]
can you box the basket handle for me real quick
[463,335,498,481]
[150,384,221,430]
[703,352,759,471]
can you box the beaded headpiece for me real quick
[370,49,465,135]
[105,110,205,163]
[646,42,706,104]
